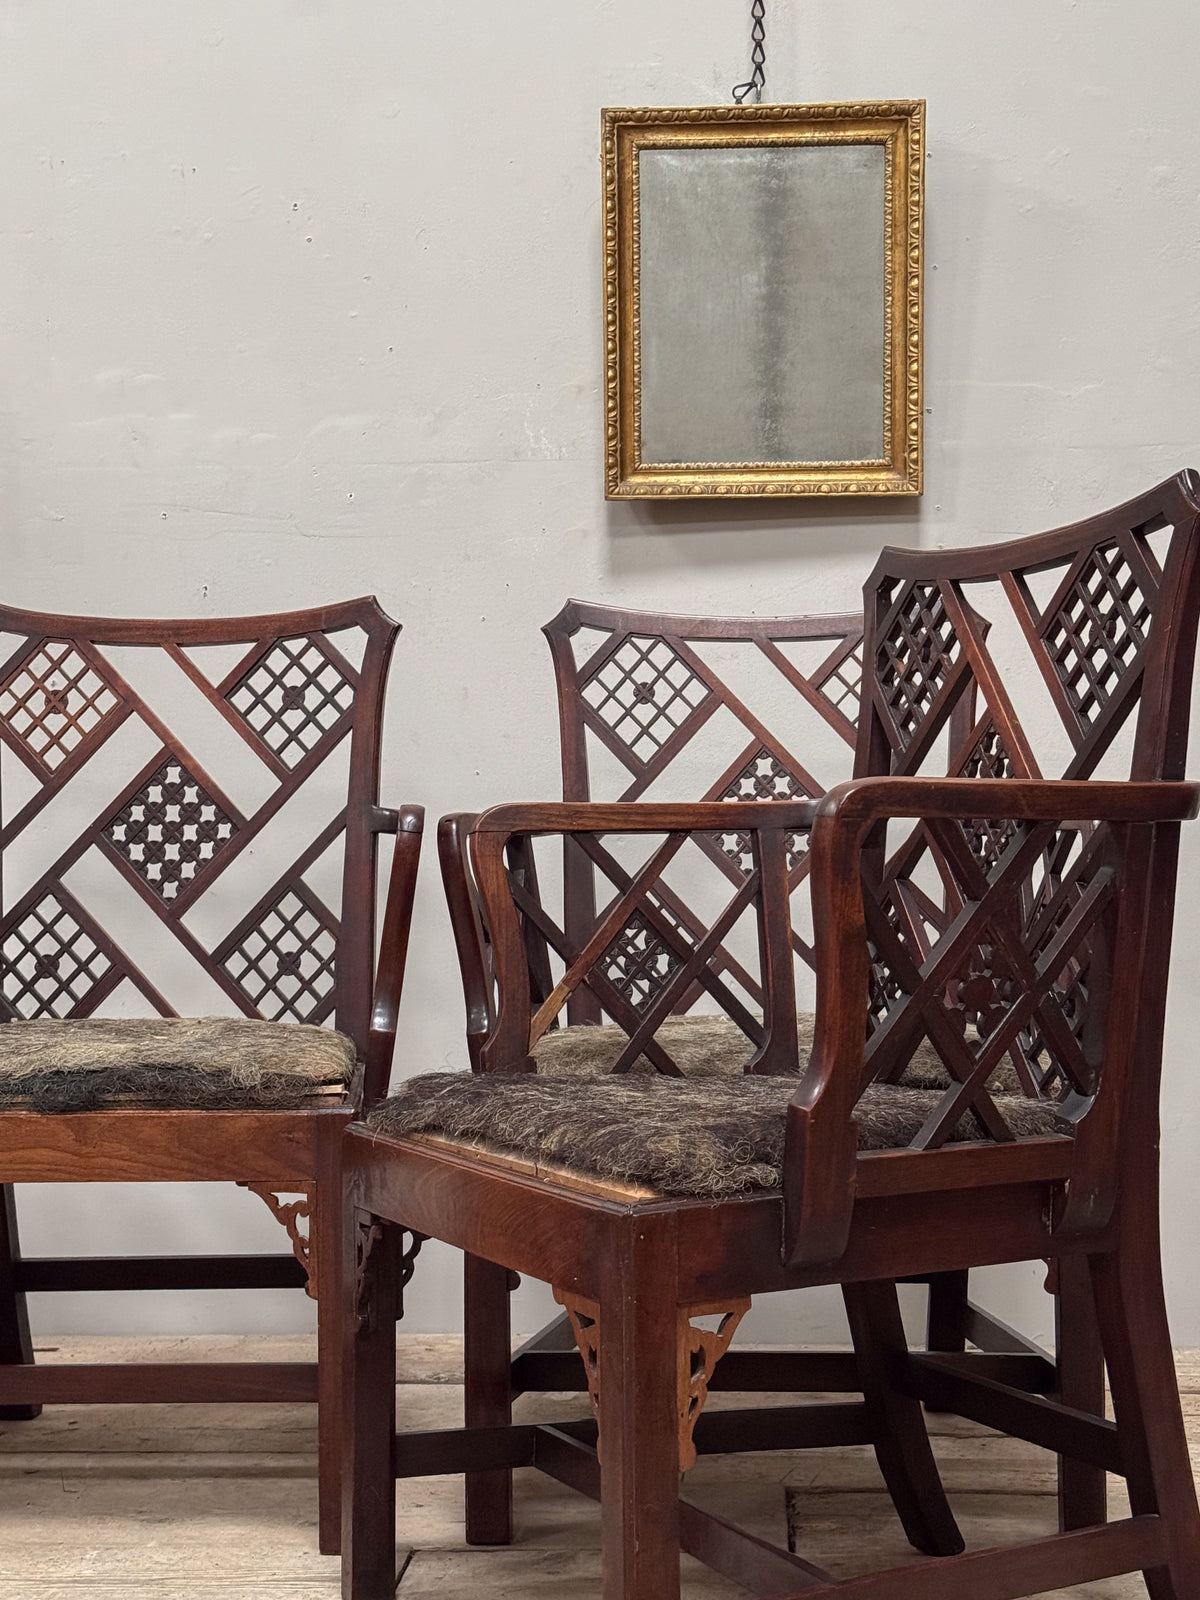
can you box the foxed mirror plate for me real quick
[602,103,924,499]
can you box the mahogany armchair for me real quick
[0,597,421,1555]
[444,594,1104,1535]
[343,473,1200,1599]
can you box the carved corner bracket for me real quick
[353,1213,426,1334]
[678,1298,750,1470]
[555,1289,602,1430]
[238,1182,316,1298]
[554,1287,750,1471]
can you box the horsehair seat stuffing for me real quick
[0,1017,357,1112]
[367,1013,1064,1198]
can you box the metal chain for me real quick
[732,0,766,104]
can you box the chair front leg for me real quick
[342,1210,403,1600]
[0,1184,39,1421]
[597,1215,682,1600]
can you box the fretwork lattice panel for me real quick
[855,480,1194,1143]
[500,824,777,1077]
[0,600,396,1053]
[544,602,865,1023]
[535,480,1196,1132]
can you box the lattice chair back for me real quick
[833,472,1200,1150]
[542,601,864,1026]
[0,599,397,1076]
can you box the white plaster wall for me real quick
[1,0,1199,1344]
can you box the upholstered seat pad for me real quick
[531,1012,1021,1094]
[0,1018,358,1113]
[366,1071,1070,1199]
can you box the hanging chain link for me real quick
[732,0,766,104]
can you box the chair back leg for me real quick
[464,1253,516,1544]
[314,1125,346,1555]
[843,1280,963,1557]
[1054,1253,1108,1531]
[0,1184,40,1421]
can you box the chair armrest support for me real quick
[437,812,492,1068]
[363,804,425,1106]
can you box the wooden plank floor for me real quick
[1,1336,1198,1597]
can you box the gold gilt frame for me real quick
[602,102,925,499]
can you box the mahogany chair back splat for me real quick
[0,597,422,1558]
[348,472,1200,1600]
[544,600,864,1024]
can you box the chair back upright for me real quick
[0,598,398,1093]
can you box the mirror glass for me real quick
[637,143,887,467]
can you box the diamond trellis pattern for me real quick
[580,635,710,767]
[226,637,355,769]
[599,909,684,1013]
[868,946,905,1033]
[219,887,338,1022]
[960,722,1019,869]
[817,642,864,724]
[713,749,809,876]
[877,582,960,747]
[103,760,238,903]
[1021,962,1091,1094]
[0,893,113,1018]
[1043,542,1151,728]
[0,640,122,772]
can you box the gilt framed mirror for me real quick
[602,101,924,499]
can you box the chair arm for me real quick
[809,776,1200,831]
[362,804,425,1106]
[781,776,1200,1271]
[437,812,493,1068]
[471,799,820,838]
[466,799,814,1076]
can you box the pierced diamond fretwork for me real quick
[868,942,905,1034]
[877,583,960,747]
[961,722,1019,868]
[0,641,121,772]
[103,761,237,903]
[948,939,1023,1055]
[227,637,355,769]
[0,893,113,1018]
[599,909,683,1013]
[220,887,338,1022]
[713,749,809,876]
[817,642,864,723]
[580,636,710,767]
[1043,542,1151,728]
